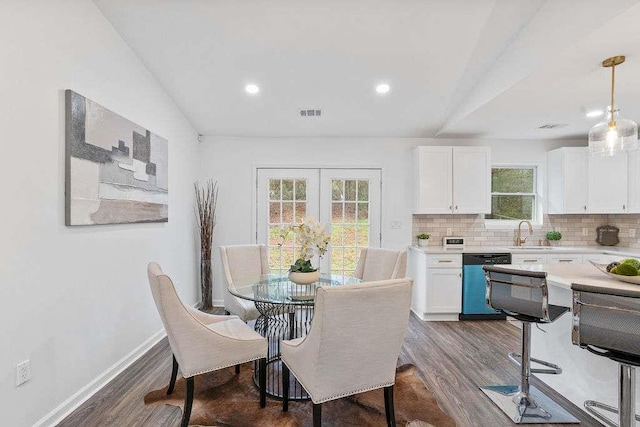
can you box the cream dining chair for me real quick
[281,278,413,427]
[219,244,270,322]
[147,262,268,427]
[354,247,407,281]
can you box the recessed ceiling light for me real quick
[245,84,260,95]
[375,83,390,94]
[586,110,604,118]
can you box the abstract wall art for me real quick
[65,90,168,225]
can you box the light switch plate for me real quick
[582,228,589,236]
[390,220,402,229]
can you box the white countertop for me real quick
[409,244,640,257]
[503,263,640,297]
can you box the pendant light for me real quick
[588,55,638,156]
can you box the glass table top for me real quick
[228,273,361,305]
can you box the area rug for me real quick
[144,363,456,426]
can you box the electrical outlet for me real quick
[447,228,452,236]
[582,228,589,236]
[16,360,30,386]
[630,229,636,238]
[390,220,402,229]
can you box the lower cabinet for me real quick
[511,254,547,264]
[408,249,462,321]
[547,254,582,264]
[426,268,462,314]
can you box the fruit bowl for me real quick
[589,261,640,285]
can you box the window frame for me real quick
[484,164,543,229]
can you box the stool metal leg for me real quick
[481,322,579,424]
[620,365,636,427]
[584,364,639,427]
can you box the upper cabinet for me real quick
[414,146,491,214]
[547,147,588,214]
[627,151,640,213]
[588,152,628,213]
[547,147,628,214]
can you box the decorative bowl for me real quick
[288,270,320,285]
[589,261,640,285]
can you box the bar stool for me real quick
[572,283,640,427]
[481,265,578,424]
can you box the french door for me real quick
[257,168,381,276]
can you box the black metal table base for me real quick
[252,302,314,400]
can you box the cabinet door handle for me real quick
[449,205,452,210]
[438,260,453,263]
[584,205,587,211]
[523,259,538,263]
[459,273,462,278]
[623,204,626,210]
[558,259,573,263]
[455,205,458,210]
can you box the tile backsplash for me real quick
[412,214,640,249]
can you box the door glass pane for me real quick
[266,178,308,273]
[329,179,371,277]
[282,180,294,200]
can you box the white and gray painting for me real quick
[65,90,168,225]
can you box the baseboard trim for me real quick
[34,328,166,427]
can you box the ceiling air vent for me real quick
[538,123,569,130]
[300,109,322,117]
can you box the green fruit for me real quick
[621,258,640,270]
[613,263,638,276]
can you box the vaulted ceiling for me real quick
[94,0,640,140]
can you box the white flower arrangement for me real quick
[279,217,331,272]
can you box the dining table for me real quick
[228,272,361,400]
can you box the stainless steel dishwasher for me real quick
[459,253,511,320]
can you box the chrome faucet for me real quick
[515,220,533,246]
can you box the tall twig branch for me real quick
[194,180,219,261]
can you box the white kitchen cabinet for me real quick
[426,268,462,314]
[627,151,640,213]
[408,249,462,321]
[511,254,547,264]
[414,146,491,214]
[547,147,588,214]
[547,147,629,214]
[588,152,628,213]
[547,254,582,264]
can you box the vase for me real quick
[417,239,429,247]
[288,270,320,285]
[200,259,213,310]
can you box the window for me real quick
[485,166,537,221]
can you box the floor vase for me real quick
[200,259,213,310]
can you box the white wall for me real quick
[200,136,585,303]
[0,1,199,425]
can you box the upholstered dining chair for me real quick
[219,244,270,322]
[147,262,268,427]
[281,278,413,427]
[354,247,407,281]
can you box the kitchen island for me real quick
[509,263,640,423]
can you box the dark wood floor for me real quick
[59,313,601,427]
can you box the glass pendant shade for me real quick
[588,108,638,156]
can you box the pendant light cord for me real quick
[609,62,616,129]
